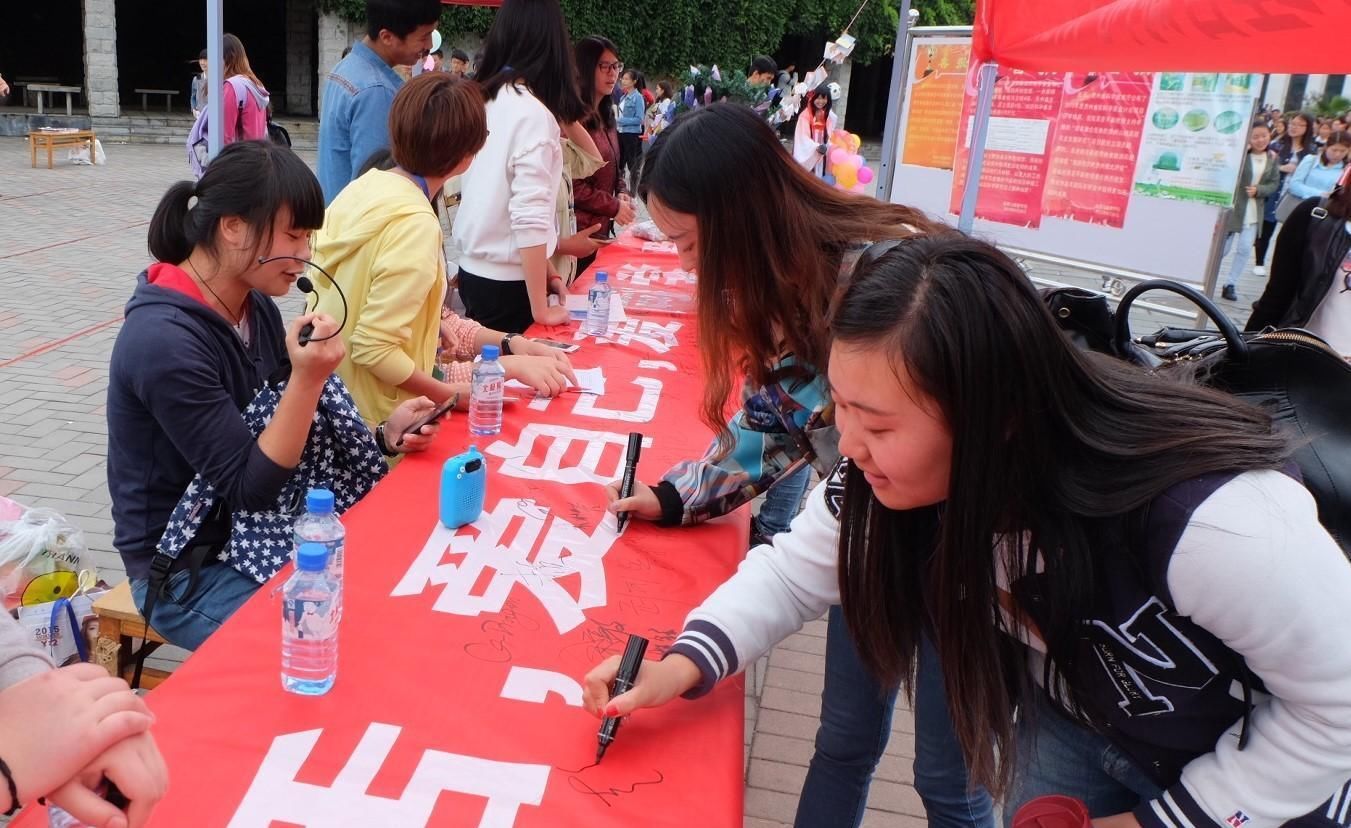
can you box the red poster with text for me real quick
[950,67,1064,228]
[1042,72,1152,227]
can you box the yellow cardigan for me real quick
[309,169,446,429]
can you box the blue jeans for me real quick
[753,464,812,541]
[130,564,260,651]
[795,609,994,828]
[1222,222,1260,290]
[1004,692,1161,825]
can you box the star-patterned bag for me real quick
[155,372,388,585]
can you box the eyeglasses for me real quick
[598,61,624,73]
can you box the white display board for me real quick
[889,36,1230,285]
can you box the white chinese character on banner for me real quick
[484,424,652,484]
[229,723,549,828]
[500,666,584,707]
[577,319,682,353]
[572,377,662,423]
[392,498,617,634]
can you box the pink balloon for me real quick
[829,147,849,165]
[851,154,865,168]
[851,182,868,192]
[857,166,874,184]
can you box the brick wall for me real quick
[81,0,120,118]
[317,12,360,116]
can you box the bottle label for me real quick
[285,592,336,640]
[476,377,503,397]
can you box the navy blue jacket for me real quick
[106,270,292,580]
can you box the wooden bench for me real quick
[134,87,179,113]
[91,581,172,690]
[29,83,82,115]
[28,129,97,169]
[11,75,58,108]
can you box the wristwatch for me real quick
[501,332,519,355]
[374,422,398,457]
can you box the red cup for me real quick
[1012,795,1092,828]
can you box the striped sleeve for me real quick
[666,620,740,699]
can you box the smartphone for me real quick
[531,338,581,353]
[397,393,458,446]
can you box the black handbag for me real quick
[1045,280,1351,553]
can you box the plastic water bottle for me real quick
[469,345,505,436]
[585,271,612,336]
[294,488,345,593]
[281,543,339,696]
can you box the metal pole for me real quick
[207,0,224,160]
[957,61,998,234]
[875,5,916,203]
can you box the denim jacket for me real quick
[617,90,645,134]
[318,40,404,204]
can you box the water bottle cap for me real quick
[296,542,330,571]
[306,488,335,514]
[481,344,500,360]
[595,272,608,283]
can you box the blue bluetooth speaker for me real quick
[440,445,487,529]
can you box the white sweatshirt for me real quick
[670,464,1351,828]
[453,83,563,281]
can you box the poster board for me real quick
[890,35,1245,285]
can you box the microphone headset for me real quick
[257,256,348,346]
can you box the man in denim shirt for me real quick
[318,0,442,204]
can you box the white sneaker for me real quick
[1253,265,1267,276]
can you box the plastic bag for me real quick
[0,507,93,610]
[628,220,668,242]
[67,138,107,166]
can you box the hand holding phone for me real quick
[396,393,458,447]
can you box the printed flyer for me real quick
[1132,72,1259,206]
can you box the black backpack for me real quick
[1046,280,1351,554]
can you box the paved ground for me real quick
[0,137,1272,826]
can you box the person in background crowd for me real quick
[190,49,208,118]
[1249,167,1351,356]
[219,34,270,145]
[0,630,165,827]
[604,104,993,828]
[616,69,646,195]
[317,0,441,204]
[588,233,1351,828]
[427,48,443,72]
[314,75,575,428]
[793,81,837,178]
[552,120,609,286]
[0,73,9,100]
[572,35,634,276]
[1286,131,1350,201]
[643,80,675,152]
[1335,118,1348,134]
[748,55,777,88]
[1317,119,1333,146]
[448,49,470,78]
[452,0,585,333]
[1270,115,1286,143]
[108,141,441,650]
[1219,121,1279,301]
[1254,111,1320,276]
[637,71,655,108]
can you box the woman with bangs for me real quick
[106,140,438,650]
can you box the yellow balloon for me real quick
[850,134,862,151]
[835,165,858,189]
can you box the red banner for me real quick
[1042,72,1153,227]
[973,0,1344,75]
[950,68,1065,228]
[20,239,747,827]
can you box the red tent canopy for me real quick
[973,0,1351,73]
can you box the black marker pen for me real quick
[615,432,644,534]
[596,634,649,763]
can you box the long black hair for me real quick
[575,35,618,131]
[831,235,1291,796]
[637,103,940,454]
[476,0,585,123]
[148,140,324,264]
